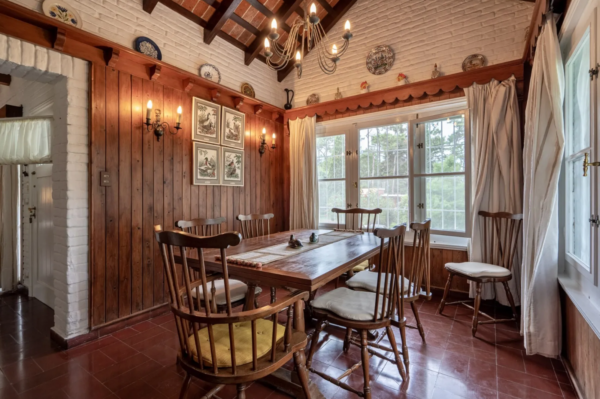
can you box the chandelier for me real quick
[264,2,353,78]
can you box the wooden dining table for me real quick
[175,228,381,399]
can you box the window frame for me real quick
[316,108,470,237]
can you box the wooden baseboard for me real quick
[563,356,586,399]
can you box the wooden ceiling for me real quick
[143,0,357,81]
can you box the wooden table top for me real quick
[180,229,381,292]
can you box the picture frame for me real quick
[221,147,244,187]
[192,97,220,144]
[220,107,245,149]
[193,142,221,186]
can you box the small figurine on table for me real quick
[288,234,304,248]
[309,232,319,243]
[397,73,408,85]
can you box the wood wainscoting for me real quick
[562,292,600,399]
[89,63,286,328]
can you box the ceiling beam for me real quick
[277,0,358,82]
[152,0,208,28]
[315,0,333,13]
[230,13,261,36]
[0,73,11,86]
[244,0,303,66]
[203,0,244,45]
[142,0,160,13]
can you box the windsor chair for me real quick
[236,213,274,239]
[306,225,408,398]
[438,211,522,337]
[175,218,262,312]
[154,226,312,399]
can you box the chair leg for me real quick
[360,330,372,399]
[398,318,409,374]
[502,281,518,322]
[306,316,325,368]
[438,273,453,315]
[472,282,482,337]
[237,384,247,399]
[293,350,312,399]
[343,327,353,353]
[179,373,192,399]
[270,287,277,304]
[386,325,407,380]
[410,301,426,343]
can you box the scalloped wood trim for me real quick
[284,59,524,124]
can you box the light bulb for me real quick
[264,38,270,48]
[262,127,266,135]
[310,3,316,15]
[146,100,152,119]
[345,20,351,31]
[147,100,153,109]
[332,44,338,54]
[296,51,301,61]
[271,19,277,30]
[177,106,182,115]
[176,105,182,124]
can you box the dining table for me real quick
[176,228,382,399]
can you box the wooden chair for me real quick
[306,225,408,398]
[347,219,431,346]
[154,226,312,399]
[331,207,383,282]
[175,218,262,312]
[438,211,522,337]
[236,213,274,239]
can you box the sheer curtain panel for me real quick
[0,165,20,292]
[464,76,523,306]
[289,116,319,229]
[522,14,564,357]
[0,118,52,164]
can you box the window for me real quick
[316,109,469,236]
[565,28,592,272]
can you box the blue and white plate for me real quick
[42,0,82,28]
[199,64,221,84]
[135,37,162,61]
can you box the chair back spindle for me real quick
[175,217,226,236]
[331,207,382,233]
[406,219,431,299]
[477,211,523,271]
[236,213,274,238]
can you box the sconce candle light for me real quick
[259,127,277,156]
[145,100,182,142]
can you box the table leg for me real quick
[244,282,257,310]
[293,299,305,332]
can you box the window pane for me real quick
[319,181,346,224]
[568,156,590,267]
[360,178,409,228]
[423,115,465,174]
[317,135,345,179]
[424,175,466,232]
[566,31,590,155]
[359,124,408,178]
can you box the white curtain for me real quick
[521,14,564,357]
[0,165,20,292]
[289,116,319,229]
[465,76,523,306]
[0,118,52,164]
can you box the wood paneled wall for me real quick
[562,293,600,399]
[90,64,286,328]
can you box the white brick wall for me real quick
[0,77,55,290]
[7,0,287,106]
[0,34,89,339]
[282,0,534,107]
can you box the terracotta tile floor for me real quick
[0,283,578,399]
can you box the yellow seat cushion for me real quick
[187,319,285,367]
[352,260,370,272]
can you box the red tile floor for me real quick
[0,282,578,399]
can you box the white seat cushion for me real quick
[191,279,262,305]
[311,287,382,321]
[346,271,411,295]
[445,262,511,278]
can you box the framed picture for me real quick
[221,107,245,149]
[193,142,221,185]
[192,97,220,144]
[221,147,244,186]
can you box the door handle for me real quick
[28,207,36,223]
[583,153,600,176]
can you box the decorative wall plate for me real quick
[42,0,82,28]
[462,54,486,71]
[199,64,221,84]
[306,93,320,105]
[366,45,394,75]
[134,37,162,61]
[240,82,255,98]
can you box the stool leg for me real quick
[438,273,453,315]
[472,282,482,337]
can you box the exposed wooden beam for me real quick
[0,73,11,86]
[315,0,333,13]
[244,0,303,66]
[143,0,160,13]
[277,0,358,81]
[204,0,244,45]
[156,0,208,28]
[245,0,295,34]
[230,14,261,36]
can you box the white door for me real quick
[31,164,54,308]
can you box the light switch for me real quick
[100,172,111,187]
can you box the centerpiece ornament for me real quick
[264,2,352,78]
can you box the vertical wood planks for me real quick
[131,76,143,313]
[141,78,154,310]
[153,82,165,305]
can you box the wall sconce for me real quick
[259,127,276,157]
[145,100,182,142]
